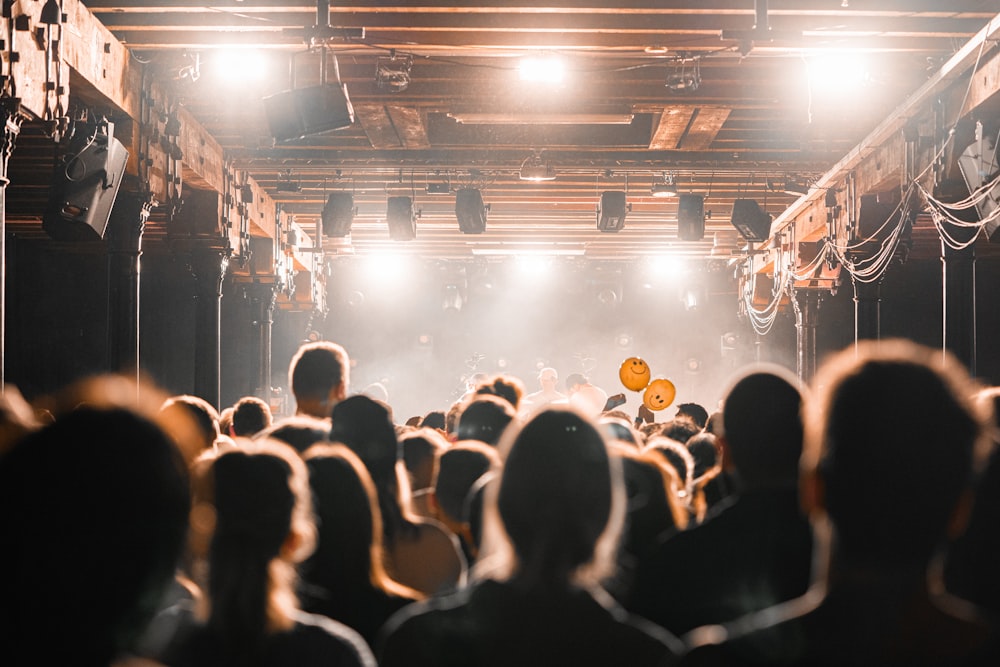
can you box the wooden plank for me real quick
[680,107,731,151]
[649,107,694,150]
[355,103,401,149]
[386,105,430,149]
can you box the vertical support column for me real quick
[0,99,22,391]
[188,244,230,409]
[790,288,822,383]
[106,190,154,380]
[245,281,278,400]
[853,276,882,344]
[942,242,976,375]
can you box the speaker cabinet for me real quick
[677,193,705,241]
[455,188,487,234]
[322,192,355,237]
[262,84,355,143]
[43,127,129,242]
[730,199,772,242]
[597,190,628,232]
[387,196,416,240]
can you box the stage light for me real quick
[651,173,678,198]
[519,153,556,181]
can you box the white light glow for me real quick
[645,255,686,281]
[807,54,870,92]
[513,255,554,276]
[360,252,414,287]
[210,49,271,83]
[519,55,566,83]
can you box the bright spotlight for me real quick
[645,255,685,282]
[513,255,553,276]
[807,54,870,92]
[519,55,565,83]
[360,252,413,287]
[210,49,271,83]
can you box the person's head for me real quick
[721,365,805,489]
[419,410,446,431]
[565,372,588,394]
[804,340,989,569]
[659,417,702,444]
[218,406,235,438]
[433,441,501,526]
[481,407,625,587]
[231,396,273,437]
[537,367,559,392]
[687,431,722,483]
[330,395,399,481]
[288,341,350,419]
[675,402,709,429]
[645,436,695,503]
[301,443,418,599]
[475,374,525,410]
[456,394,516,446]
[255,415,331,455]
[329,395,408,543]
[600,414,641,449]
[194,439,315,652]
[401,427,450,491]
[615,446,689,558]
[161,394,220,451]
[0,401,190,665]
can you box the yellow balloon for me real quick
[643,378,676,411]
[619,357,652,391]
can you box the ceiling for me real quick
[24,2,1000,262]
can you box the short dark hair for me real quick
[456,395,516,446]
[231,396,273,437]
[676,402,709,429]
[565,373,587,391]
[288,341,349,403]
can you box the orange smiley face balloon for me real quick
[642,378,676,411]
[619,357,651,391]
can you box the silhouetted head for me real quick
[486,407,625,587]
[456,394,516,447]
[330,394,399,481]
[722,365,805,488]
[256,415,330,456]
[401,427,450,491]
[0,405,190,665]
[676,402,709,429]
[231,396,273,437]
[161,394,220,451]
[474,374,525,410]
[805,340,988,568]
[435,441,501,523]
[301,444,389,589]
[288,341,350,418]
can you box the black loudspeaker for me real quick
[262,84,354,142]
[597,190,628,232]
[730,199,772,242]
[677,193,705,241]
[386,196,416,240]
[43,124,129,242]
[322,192,355,237]
[455,188,487,233]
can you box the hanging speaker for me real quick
[322,192,355,237]
[43,122,130,242]
[730,199,772,242]
[386,196,416,240]
[677,193,705,241]
[597,190,628,232]
[262,84,354,143]
[455,188,487,234]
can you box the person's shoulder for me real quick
[290,611,377,667]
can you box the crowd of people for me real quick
[1,337,999,666]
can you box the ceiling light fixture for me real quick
[651,173,678,197]
[375,52,412,92]
[665,55,701,92]
[519,153,557,181]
